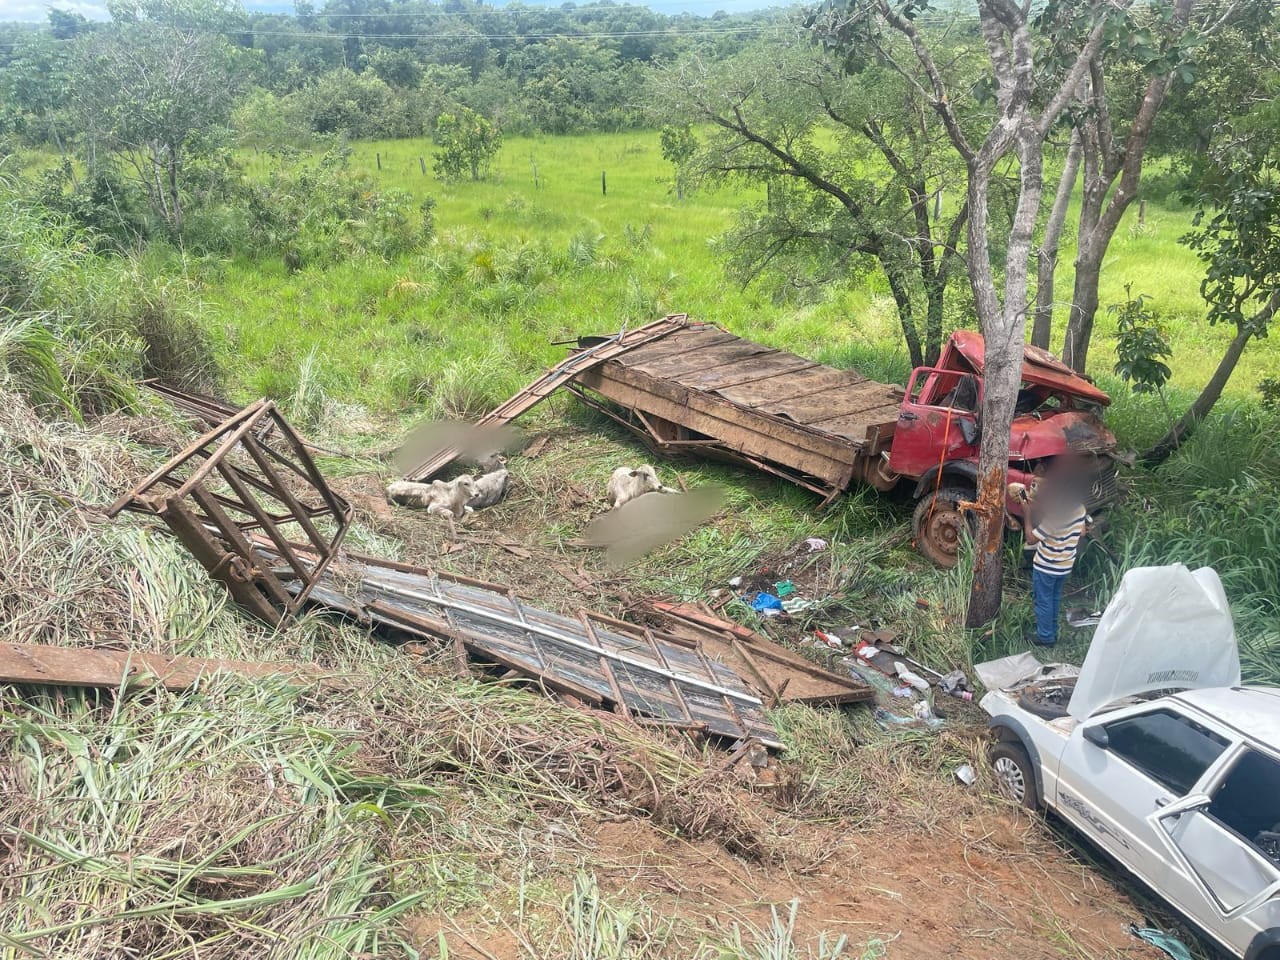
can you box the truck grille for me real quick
[1086,462,1123,511]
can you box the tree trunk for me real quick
[1141,327,1252,466]
[1063,253,1101,371]
[1063,0,1193,372]
[967,131,1047,628]
[168,146,182,234]
[923,276,945,366]
[885,263,924,369]
[1032,132,1081,349]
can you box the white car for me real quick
[980,564,1280,960]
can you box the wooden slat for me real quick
[669,353,818,393]
[760,383,904,425]
[614,327,734,367]
[402,316,689,482]
[628,339,772,379]
[712,366,867,404]
[0,643,319,691]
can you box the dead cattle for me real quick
[387,476,477,519]
[607,464,678,509]
[467,467,510,510]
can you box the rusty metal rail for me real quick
[401,315,690,482]
[108,400,352,625]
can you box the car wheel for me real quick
[912,484,977,569]
[990,741,1039,810]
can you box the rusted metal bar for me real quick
[110,401,350,625]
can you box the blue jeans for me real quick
[1032,568,1067,643]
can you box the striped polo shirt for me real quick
[1033,506,1088,576]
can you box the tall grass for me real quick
[1103,404,1280,684]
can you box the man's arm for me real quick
[1022,514,1041,545]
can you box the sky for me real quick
[0,0,782,21]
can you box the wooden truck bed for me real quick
[569,322,903,502]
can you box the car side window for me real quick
[1103,709,1229,795]
[1208,749,1280,865]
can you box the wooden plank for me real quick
[671,353,819,394]
[759,383,904,425]
[614,327,734,367]
[629,339,773,379]
[579,366,858,483]
[808,405,907,441]
[0,642,320,691]
[713,366,868,404]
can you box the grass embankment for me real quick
[2,138,1268,957]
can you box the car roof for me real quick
[1172,687,1280,744]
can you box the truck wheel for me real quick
[990,741,1039,810]
[912,485,977,568]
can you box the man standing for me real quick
[1022,465,1090,647]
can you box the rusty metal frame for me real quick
[107,400,351,625]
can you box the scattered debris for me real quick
[401,315,689,482]
[1128,926,1194,960]
[750,592,783,615]
[973,652,1081,693]
[802,537,828,552]
[1065,606,1103,627]
[938,669,974,702]
[954,763,977,786]
[107,399,352,626]
[0,642,323,691]
[648,602,874,707]
[894,662,931,693]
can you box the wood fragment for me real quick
[0,643,323,692]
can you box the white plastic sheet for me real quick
[1067,564,1240,720]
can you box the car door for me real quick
[1053,706,1231,893]
[1148,745,1280,957]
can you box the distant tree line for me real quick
[0,0,776,149]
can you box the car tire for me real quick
[1016,679,1078,721]
[912,484,978,569]
[990,741,1040,810]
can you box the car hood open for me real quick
[1068,564,1241,720]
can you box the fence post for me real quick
[376,152,382,171]
[602,170,607,196]
[419,156,426,175]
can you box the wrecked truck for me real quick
[981,565,1280,960]
[564,319,1123,567]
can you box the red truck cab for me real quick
[888,331,1122,567]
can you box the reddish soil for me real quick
[415,811,1163,960]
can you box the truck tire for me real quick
[990,741,1040,810]
[912,484,977,568]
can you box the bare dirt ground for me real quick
[413,812,1162,959]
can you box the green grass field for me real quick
[199,130,1276,421]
